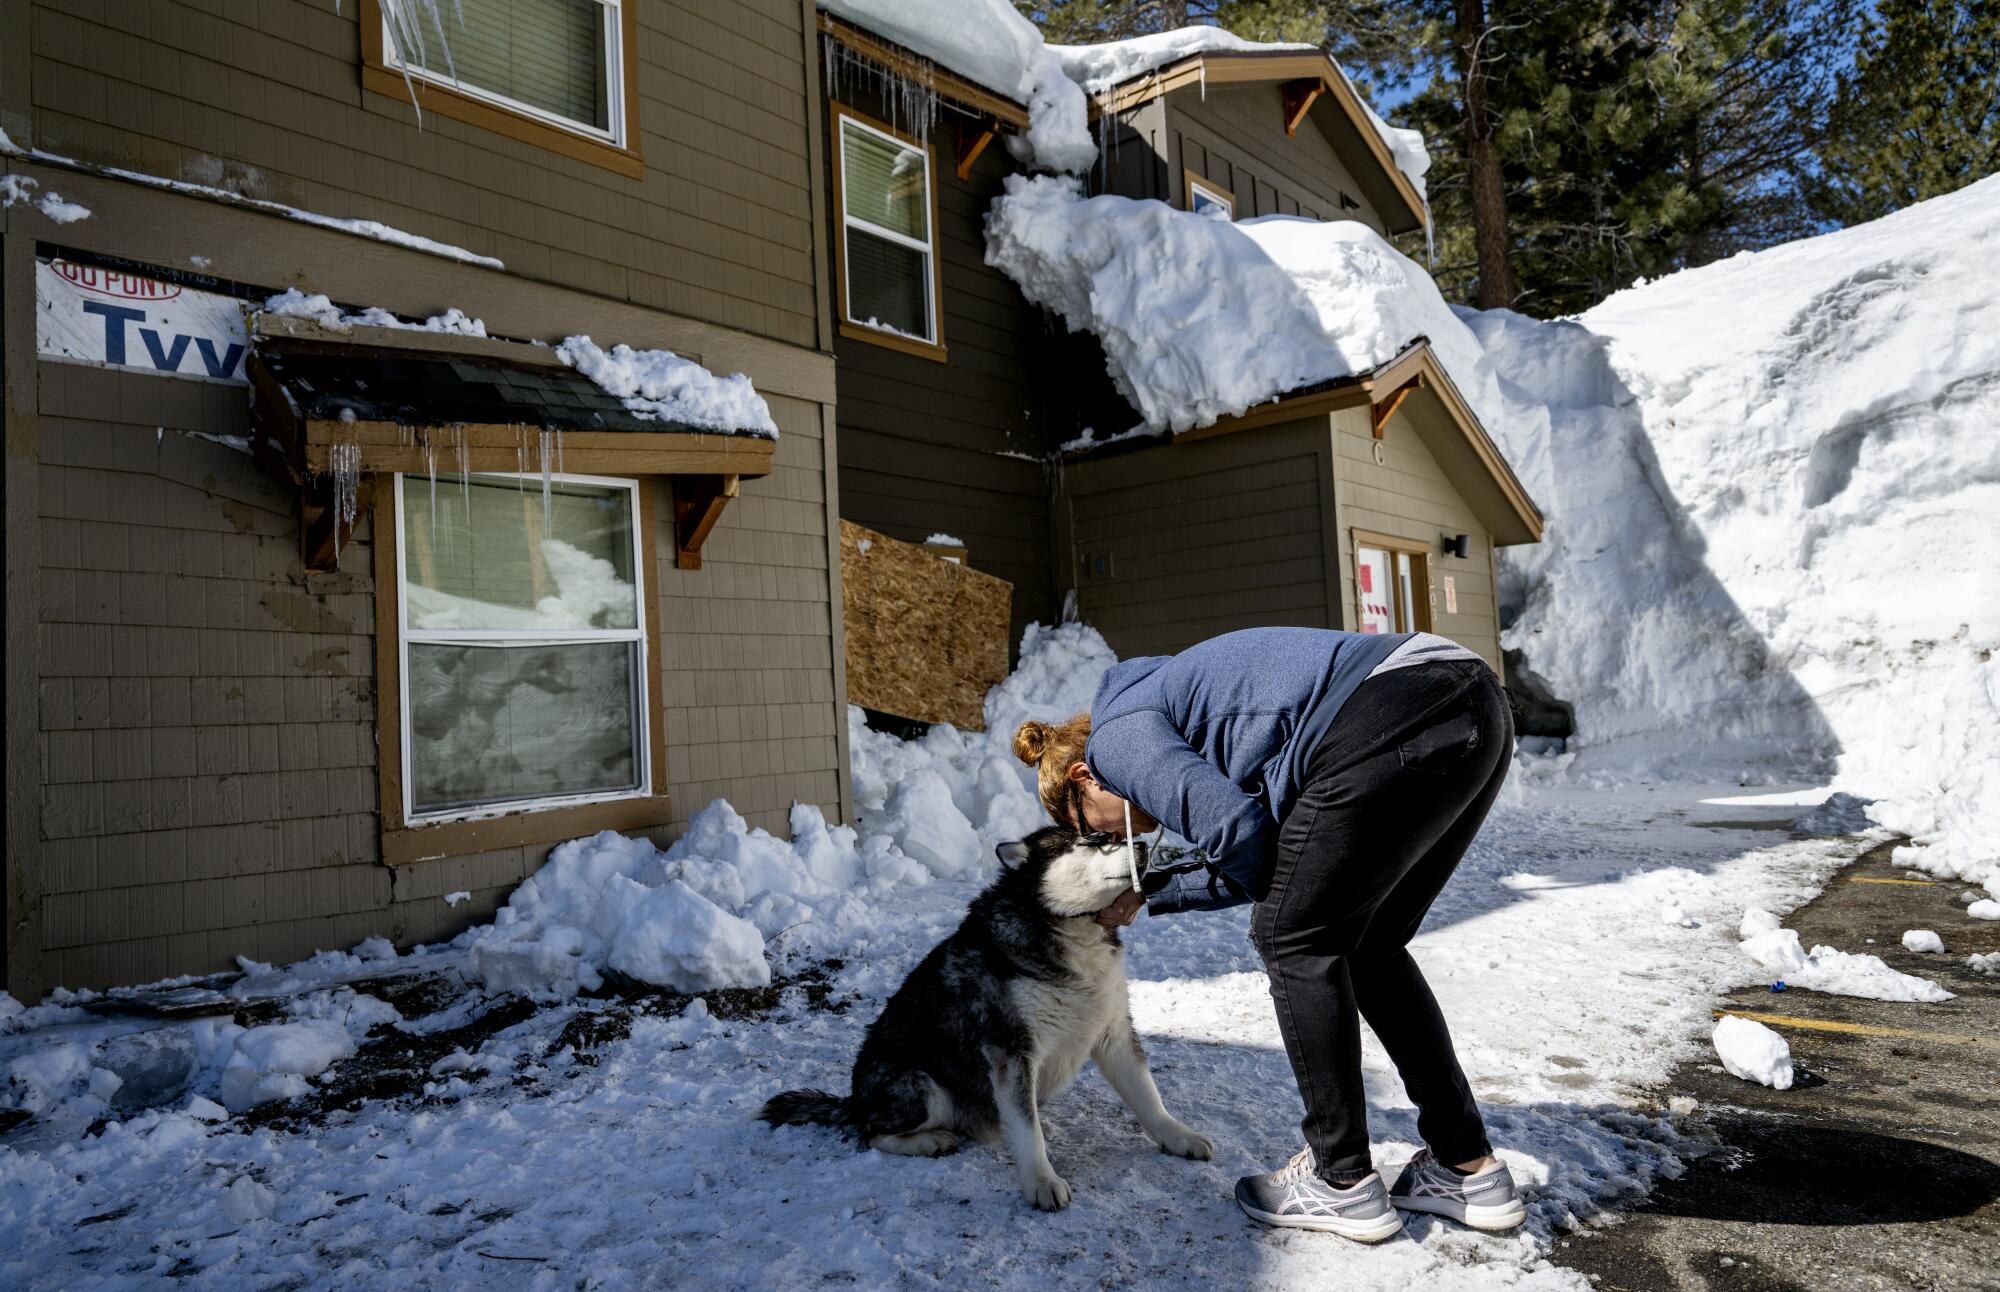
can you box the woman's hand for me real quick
[1096,888,1145,927]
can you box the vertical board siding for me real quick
[1167,86,1380,230]
[1330,405,1502,667]
[24,0,820,348]
[30,361,839,991]
[1061,431,1333,658]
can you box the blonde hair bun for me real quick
[1013,720,1051,766]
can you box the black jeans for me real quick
[1248,659,1512,1182]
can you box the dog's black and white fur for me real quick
[759,826,1212,1210]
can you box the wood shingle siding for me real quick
[23,0,823,348]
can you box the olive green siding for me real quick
[825,80,1070,650]
[20,0,821,348]
[1330,404,1503,668]
[1165,86,1384,230]
[1056,421,1340,659]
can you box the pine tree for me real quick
[1808,0,2000,226]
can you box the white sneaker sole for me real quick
[1391,1194,1528,1231]
[1235,1195,1405,1242]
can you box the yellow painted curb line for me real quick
[1844,876,1935,886]
[1715,1008,1998,1050]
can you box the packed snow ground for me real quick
[1,774,1880,1289]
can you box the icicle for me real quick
[539,428,554,536]
[330,441,361,555]
[424,429,439,541]
[453,426,470,522]
[1199,63,1207,101]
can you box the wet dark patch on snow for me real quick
[238,960,851,1133]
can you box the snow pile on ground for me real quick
[461,623,1117,999]
[1737,917,1952,1002]
[1048,27,1429,199]
[986,176,1496,432]
[555,336,778,436]
[1968,951,2000,975]
[820,0,1093,173]
[0,173,90,223]
[1711,1015,1793,1089]
[258,287,487,336]
[1473,174,2000,887]
[1901,929,1944,954]
[1968,898,2000,921]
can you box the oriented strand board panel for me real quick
[841,521,1011,729]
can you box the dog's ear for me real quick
[995,840,1031,868]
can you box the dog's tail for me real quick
[757,1088,852,1129]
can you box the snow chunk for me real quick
[1739,907,1781,938]
[259,288,487,336]
[215,1020,357,1112]
[1741,928,1952,1002]
[985,176,1496,433]
[222,1174,278,1223]
[922,533,964,547]
[1712,1015,1793,1089]
[1901,929,1944,954]
[1792,793,1875,836]
[0,174,91,223]
[1967,951,2000,976]
[444,890,471,907]
[1968,899,2000,921]
[556,336,777,437]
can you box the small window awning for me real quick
[247,321,776,571]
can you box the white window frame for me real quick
[835,110,940,347]
[394,470,651,826]
[381,0,627,148]
[1188,177,1236,220]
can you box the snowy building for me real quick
[3,0,852,997]
[816,11,1541,667]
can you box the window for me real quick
[1185,170,1236,221]
[362,0,640,177]
[1354,532,1432,634]
[833,105,945,360]
[394,472,651,824]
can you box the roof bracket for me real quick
[956,117,1000,180]
[673,473,741,570]
[1372,373,1424,438]
[1281,78,1322,138]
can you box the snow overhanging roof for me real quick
[1089,50,1429,235]
[1179,340,1543,545]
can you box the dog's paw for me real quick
[1025,1174,1072,1212]
[1154,1125,1214,1161]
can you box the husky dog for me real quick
[759,826,1213,1210]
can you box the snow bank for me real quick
[1475,175,2000,886]
[1712,1015,1793,1089]
[259,288,487,336]
[985,176,1496,432]
[462,622,1118,998]
[555,336,778,437]
[819,0,1093,174]
[1049,28,1429,199]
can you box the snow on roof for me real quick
[1049,26,1430,202]
[984,175,1498,434]
[556,336,778,438]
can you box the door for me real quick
[1354,540,1431,634]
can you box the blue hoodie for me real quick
[1085,628,1408,915]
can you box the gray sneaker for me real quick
[1388,1148,1527,1230]
[1234,1148,1405,1242]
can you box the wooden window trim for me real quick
[1183,168,1236,219]
[1351,528,1434,633]
[830,101,948,364]
[359,0,644,181]
[372,473,671,866]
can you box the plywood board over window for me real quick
[360,0,643,178]
[831,102,948,362]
